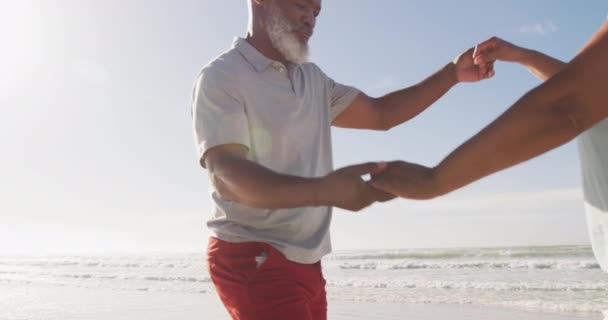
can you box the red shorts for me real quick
[207,237,327,320]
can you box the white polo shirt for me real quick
[192,38,360,264]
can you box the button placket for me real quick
[271,62,286,74]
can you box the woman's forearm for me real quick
[515,48,567,81]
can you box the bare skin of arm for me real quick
[370,21,608,199]
[333,47,493,130]
[204,144,392,211]
[473,36,567,81]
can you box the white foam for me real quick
[1,247,605,314]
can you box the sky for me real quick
[1,0,606,255]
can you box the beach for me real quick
[1,283,600,320]
[1,246,606,319]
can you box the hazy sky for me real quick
[1,0,606,255]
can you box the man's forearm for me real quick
[515,48,567,81]
[212,157,326,209]
[376,63,458,129]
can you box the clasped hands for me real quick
[321,161,436,211]
[325,37,516,210]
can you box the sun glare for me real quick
[1,1,44,86]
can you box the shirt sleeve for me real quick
[325,74,361,122]
[192,67,250,166]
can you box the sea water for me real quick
[1,245,606,316]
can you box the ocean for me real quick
[1,245,606,319]
[323,245,607,314]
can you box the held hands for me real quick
[326,37,524,203]
[320,162,395,211]
[368,161,441,200]
[453,47,495,82]
[455,36,525,82]
[473,36,525,66]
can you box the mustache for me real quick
[298,28,313,38]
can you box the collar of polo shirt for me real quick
[233,37,292,73]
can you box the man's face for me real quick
[271,0,321,44]
[264,0,321,64]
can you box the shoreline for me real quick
[1,283,602,320]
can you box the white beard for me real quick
[266,4,309,65]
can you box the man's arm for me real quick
[473,37,566,81]
[370,21,608,199]
[332,48,491,130]
[204,144,389,210]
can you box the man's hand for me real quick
[368,161,441,200]
[319,162,394,211]
[453,47,495,82]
